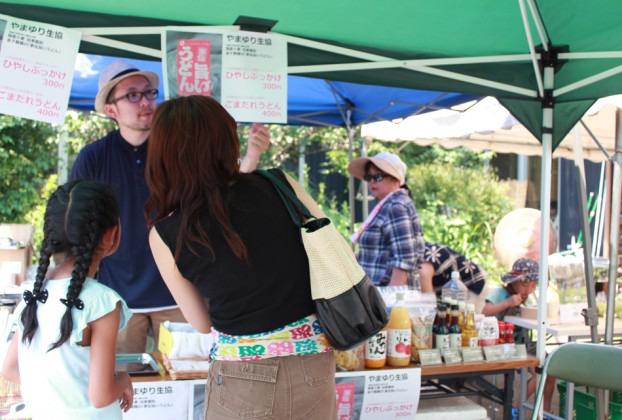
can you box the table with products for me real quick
[419,357,540,420]
[123,353,539,420]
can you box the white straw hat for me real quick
[347,152,407,185]
[94,60,159,113]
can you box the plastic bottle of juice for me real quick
[387,292,412,367]
[364,326,388,368]
[461,303,479,348]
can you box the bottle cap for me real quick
[467,303,475,311]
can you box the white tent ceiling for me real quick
[362,96,622,162]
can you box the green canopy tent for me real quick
[2,2,622,398]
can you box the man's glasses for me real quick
[108,88,158,105]
[363,173,387,182]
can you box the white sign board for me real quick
[123,380,192,420]
[163,28,287,123]
[0,15,80,124]
[129,369,420,420]
[335,368,421,419]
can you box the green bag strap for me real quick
[254,168,313,227]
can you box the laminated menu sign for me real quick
[163,28,287,123]
[335,368,421,419]
[0,14,80,124]
[122,380,190,420]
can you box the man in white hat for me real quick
[71,59,271,353]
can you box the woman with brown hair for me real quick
[145,95,336,419]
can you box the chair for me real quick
[531,342,622,420]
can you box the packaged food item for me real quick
[478,316,499,346]
[334,344,364,371]
[405,292,436,363]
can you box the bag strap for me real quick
[255,169,312,226]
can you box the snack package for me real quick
[334,344,364,371]
[404,291,436,363]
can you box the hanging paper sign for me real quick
[0,15,80,124]
[163,28,287,123]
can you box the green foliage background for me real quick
[1,113,510,284]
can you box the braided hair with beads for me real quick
[20,180,120,350]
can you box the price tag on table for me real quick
[483,345,504,361]
[441,348,462,364]
[514,344,528,359]
[500,343,518,359]
[461,347,484,362]
[418,349,443,365]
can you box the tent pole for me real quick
[536,68,553,369]
[534,65,553,420]
[605,109,622,344]
[347,108,356,240]
[361,138,369,220]
[572,128,600,346]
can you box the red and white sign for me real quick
[177,39,212,97]
[163,28,287,124]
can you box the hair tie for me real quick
[60,298,84,310]
[23,289,48,306]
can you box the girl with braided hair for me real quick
[2,180,134,419]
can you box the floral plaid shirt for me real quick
[357,189,424,286]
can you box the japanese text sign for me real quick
[163,27,287,123]
[122,380,190,419]
[0,15,80,124]
[335,368,421,419]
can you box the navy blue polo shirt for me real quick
[70,130,176,309]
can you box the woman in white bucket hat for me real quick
[347,152,424,287]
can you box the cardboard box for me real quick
[0,224,34,286]
[158,321,213,360]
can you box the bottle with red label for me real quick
[497,321,506,344]
[505,323,515,344]
[387,292,412,367]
